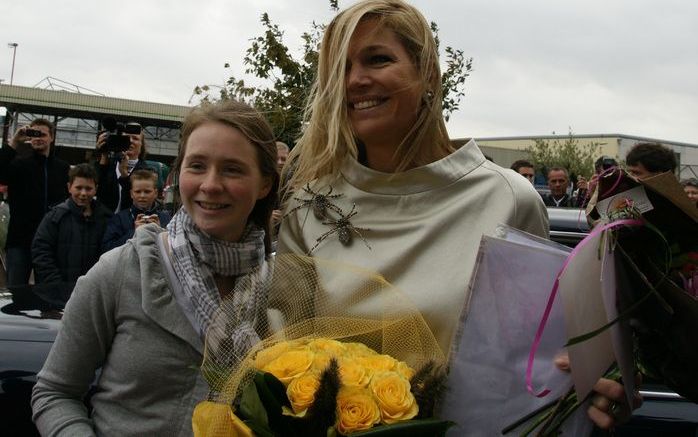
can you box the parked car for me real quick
[1,208,696,435]
[0,286,62,436]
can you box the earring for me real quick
[425,90,435,101]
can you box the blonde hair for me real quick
[286,0,452,190]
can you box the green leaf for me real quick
[239,377,269,426]
[263,371,291,408]
[349,419,456,437]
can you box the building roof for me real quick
[0,84,190,127]
[470,133,698,149]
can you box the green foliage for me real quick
[192,1,472,145]
[525,128,603,180]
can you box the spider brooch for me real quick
[308,204,371,254]
[284,184,343,220]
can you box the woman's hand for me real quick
[555,352,643,429]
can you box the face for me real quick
[627,163,657,180]
[684,185,698,203]
[68,177,97,207]
[547,170,569,197]
[179,122,271,242]
[125,133,144,160]
[517,166,535,183]
[345,19,422,150]
[131,179,158,210]
[29,124,53,156]
[276,144,288,173]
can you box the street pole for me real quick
[7,43,18,85]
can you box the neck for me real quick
[214,274,236,299]
[364,143,400,173]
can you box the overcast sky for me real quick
[2,0,697,144]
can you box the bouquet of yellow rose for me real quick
[193,254,451,437]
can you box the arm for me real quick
[31,213,64,284]
[101,213,131,253]
[0,145,17,184]
[31,249,121,437]
[514,183,550,239]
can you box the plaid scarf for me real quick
[167,209,267,347]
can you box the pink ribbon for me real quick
[525,218,644,397]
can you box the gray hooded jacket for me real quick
[32,224,208,436]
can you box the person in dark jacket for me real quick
[102,169,171,252]
[32,164,112,298]
[94,124,168,212]
[0,119,70,287]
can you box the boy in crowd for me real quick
[102,169,171,252]
[31,164,112,300]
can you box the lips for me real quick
[196,201,229,210]
[349,97,387,111]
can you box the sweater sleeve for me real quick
[31,249,122,437]
[515,183,550,239]
[31,212,64,284]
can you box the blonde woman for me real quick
[278,0,639,430]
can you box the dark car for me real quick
[0,286,62,436]
[548,207,698,436]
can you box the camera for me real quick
[595,156,618,172]
[101,118,143,153]
[601,157,617,170]
[24,128,43,138]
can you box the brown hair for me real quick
[130,169,158,186]
[174,100,279,255]
[69,163,98,185]
[626,142,676,173]
[30,118,56,138]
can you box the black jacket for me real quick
[0,146,70,248]
[101,202,171,253]
[96,158,164,212]
[31,198,112,285]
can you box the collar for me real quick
[340,139,484,195]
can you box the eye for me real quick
[185,161,205,172]
[223,165,244,175]
[369,54,393,65]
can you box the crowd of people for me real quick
[511,142,698,208]
[0,0,695,435]
[0,119,171,298]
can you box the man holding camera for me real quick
[95,120,155,213]
[0,119,70,288]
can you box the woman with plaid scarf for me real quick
[31,100,280,437]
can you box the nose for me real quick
[200,170,223,193]
[346,63,371,90]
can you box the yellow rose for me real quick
[192,401,253,437]
[308,338,347,357]
[354,354,397,373]
[312,351,334,373]
[335,387,381,435]
[395,361,416,380]
[253,340,304,370]
[338,358,372,388]
[286,372,321,415]
[369,371,419,424]
[262,347,314,385]
[344,342,378,358]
